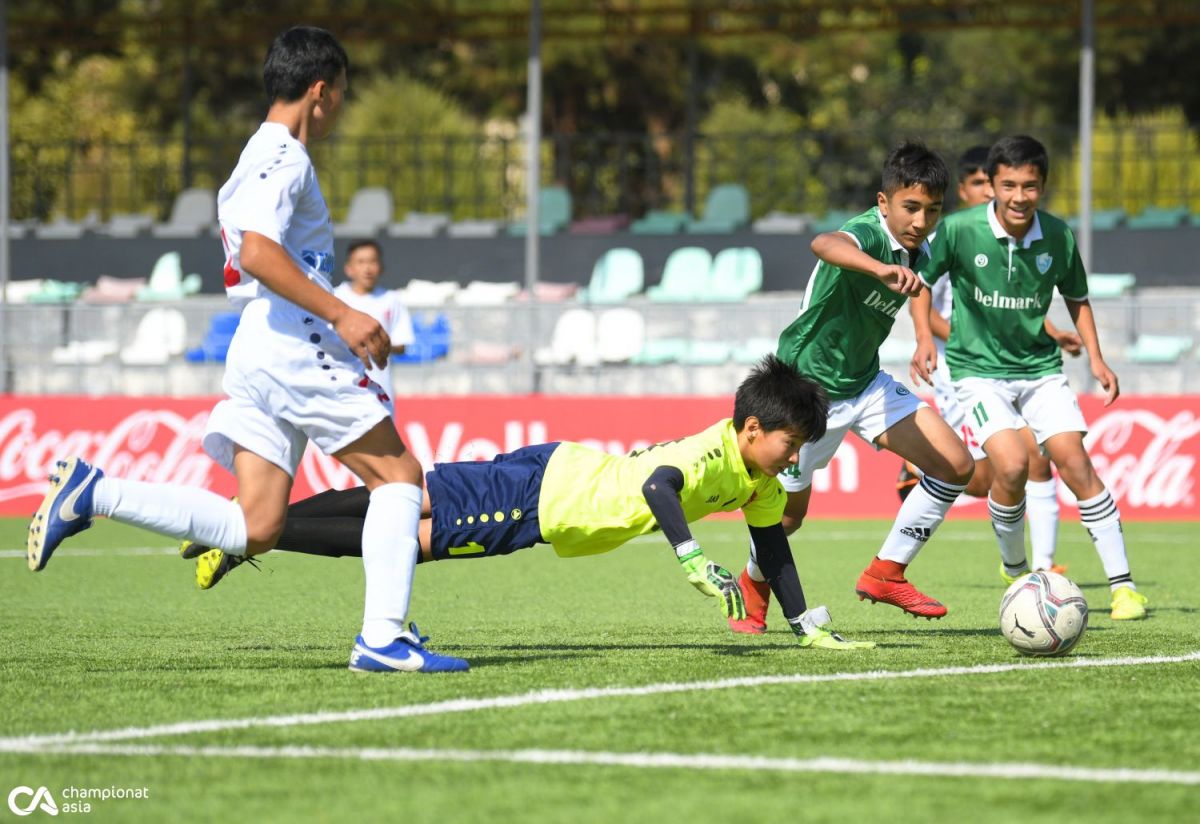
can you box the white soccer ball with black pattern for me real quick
[999,571,1088,656]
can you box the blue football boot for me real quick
[349,623,469,673]
[28,457,104,571]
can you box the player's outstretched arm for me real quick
[240,231,391,370]
[641,466,745,621]
[811,232,922,295]
[1066,299,1119,406]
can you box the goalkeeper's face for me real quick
[742,421,806,477]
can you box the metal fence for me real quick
[12,122,1200,223]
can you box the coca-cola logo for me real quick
[0,408,215,503]
[1085,409,1199,509]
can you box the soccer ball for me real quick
[999,571,1088,656]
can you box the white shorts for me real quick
[780,370,926,492]
[951,373,1086,451]
[932,358,986,461]
[203,302,390,477]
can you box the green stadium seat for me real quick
[646,247,713,302]
[809,209,859,233]
[1191,212,1200,228]
[137,252,202,301]
[686,184,750,234]
[630,210,687,235]
[580,248,644,303]
[1066,209,1125,231]
[632,337,689,365]
[1127,334,1194,363]
[1125,206,1188,230]
[1087,273,1136,299]
[706,247,763,301]
[508,185,572,235]
[26,279,85,303]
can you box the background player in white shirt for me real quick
[901,146,1081,575]
[334,240,415,403]
[27,27,466,673]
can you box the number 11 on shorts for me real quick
[971,401,989,429]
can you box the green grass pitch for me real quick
[1,516,1197,822]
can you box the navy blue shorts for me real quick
[426,442,560,560]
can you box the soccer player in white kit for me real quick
[902,147,1083,575]
[334,240,415,403]
[26,27,468,672]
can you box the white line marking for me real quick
[3,743,1196,786]
[3,652,1197,751]
[0,546,177,559]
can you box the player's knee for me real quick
[780,512,805,535]
[244,512,286,553]
[991,458,1028,492]
[948,450,975,486]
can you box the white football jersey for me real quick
[333,283,415,399]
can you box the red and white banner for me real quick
[0,394,1196,519]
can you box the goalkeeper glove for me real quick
[677,541,746,621]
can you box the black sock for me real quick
[274,516,366,558]
[748,525,808,619]
[286,486,372,519]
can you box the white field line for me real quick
[0,546,177,559]
[1,743,1197,786]
[623,530,1198,546]
[2,652,1197,752]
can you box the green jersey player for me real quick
[911,134,1146,621]
[732,142,975,630]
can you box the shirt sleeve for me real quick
[1058,237,1089,302]
[220,156,309,244]
[387,295,416,346]
[740,478,787,528]
[918,226,952,288]
[841,220,885,260]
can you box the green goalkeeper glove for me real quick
[677,542,746,621]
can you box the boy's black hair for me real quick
[346,239,382,260]
[881,141,949,197]
[263,27,349,103]
[733,355,829,444]
[957,145,991,182]
[987,135,1049,182]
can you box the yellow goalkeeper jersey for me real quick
[538,418,786,557]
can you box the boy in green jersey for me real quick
[731,142,975,629]
[185,356,875,650]
[911,135,1145,621]
[900,146,1083,578]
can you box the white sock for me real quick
[1026,479,1060,571]
[1077,489,1134,591]
[988,495,1028,574]
[877,475,966,564]
[92,477,247,554]
[745,537,766,582]
[360,482,422,648]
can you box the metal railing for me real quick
[12,123,1200,224]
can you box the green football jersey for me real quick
[777,207,928,400]
[919,202,1088,380]
[538,419,786,558]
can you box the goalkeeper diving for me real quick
[186,355,873,650]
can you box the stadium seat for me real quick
[184,312,240,363]
[334,187,393,237]
[595,308,646,363]
[527,281,580,302]
[447,219,503,237]
[82,275,146,304]
[508,186,572,236]
[632,337,689,365]
[387,212,449,237]
[1088,273,1136,299]
[152,188,216,238]
[137,252,203,301]
[732,337,777,364]
[27,280,85,303]
[752,211,809,234]
[1126,206,1188,230]
[707,247,762,301]
[647,247,713,302]
[400,279,459,305]
[3,278,47,303]
[51,339,119,365]
[569,214,630,235]
[1127,334,1194,363]
[1065,208,1125,231]
[686,184,750,234]
[534,308,598,366]
[581,248,644,303]
[630,210,687,235]
[120,307,188,365]
[809,209,859,233]
[680,340,731,365]
[35,213,97,240]
[395,312,452,363]
[98,213,155,238]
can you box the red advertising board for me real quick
[0,394,1196,519]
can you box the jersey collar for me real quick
[874,207,931,259]
[987,199,1043,248]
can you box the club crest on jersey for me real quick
[301,249,335,275]
[1036,253,1053,274]
[974,253,988,267]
